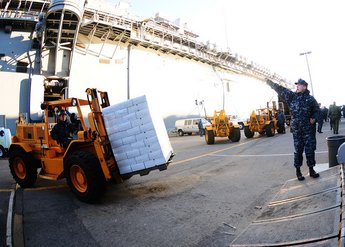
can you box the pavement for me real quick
[5,162,343,247]
[0,158,16,247]
[2,121,345,246]
[231,164,345,246]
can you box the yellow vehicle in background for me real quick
[204,110,241,145]
[244,102,279,138]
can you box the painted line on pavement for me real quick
[24,184,68,191]
[1,185,67,192]
[171,141,252,166]
[171,139,328,164]
[0,188,14,192]
[209,150,328,158]
[6,189,15,247]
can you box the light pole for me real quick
[299,51,314,96]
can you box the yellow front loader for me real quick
[204,110,241,145]
[244,106,277,138]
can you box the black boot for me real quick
[296,168,305,181]
[309,167,320,178]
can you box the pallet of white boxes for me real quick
[102,95,174,176]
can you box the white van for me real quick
[0,127,11,158]
[175,118,210,136]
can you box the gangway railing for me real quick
[0,0,291,86]
[0,0,49,19]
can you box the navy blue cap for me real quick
[295,79,308,86]
[58,110,67,116]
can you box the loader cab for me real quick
[40,98,90,150]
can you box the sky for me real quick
[114,0,345,107]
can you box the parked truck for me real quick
[8,88,173,202]
[0,127,11,158]
[175,118,210,136]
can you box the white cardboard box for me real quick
[103,95,174,175]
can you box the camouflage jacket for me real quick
[328,104,341,120]
[266,80,319,129]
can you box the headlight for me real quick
[71,98,77,106]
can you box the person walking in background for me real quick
[328,102,341,134]
[342,105,345,118]
[317,103,324,133]
[277,110,286,134]
[266,78,320,181]
[322,106,328,122]
[198,119,204,137]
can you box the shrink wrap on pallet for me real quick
[102,95,173,175]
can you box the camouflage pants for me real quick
[331,118,340,134]
[292,125,317,168]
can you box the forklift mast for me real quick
[85,88,122,183]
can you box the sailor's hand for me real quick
[310,118,316,125]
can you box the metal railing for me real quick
[0,0,291,86]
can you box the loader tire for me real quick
[265,122,275,137]
[65,151,106,203]
[9,148,37,188]
[244,126,254,138]
[229,128,241,142]
[205,130,215,145]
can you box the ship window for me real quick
[16,61,29,73]
[24,127,34,139]
[36,126,45,140]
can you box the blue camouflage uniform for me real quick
[266,79,320,168]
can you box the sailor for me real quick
[328,101,341,134]
[70,112,82,135]
[198,119,204,137]
[266,78,320,180]
[51,110,73,148]
[35,13,44,40]
[277,110,286,134]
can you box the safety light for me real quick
[71,98,77,106]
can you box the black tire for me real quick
[65,151,106,203]
[178,130,184,136]
[265,122,275,137]
[205,130,215,144]
[0,145,5,158]
[244,126,254,138]
[277,123,286,134]
[229,127,241,142]
[277,126,283,134]
[9,148,37,188]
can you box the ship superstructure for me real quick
[0,0,292,133]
